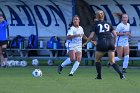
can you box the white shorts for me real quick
[116,39,129,47]
[67,46,82,53]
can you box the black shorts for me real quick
[96,37,115,52]
[0,40,8,46]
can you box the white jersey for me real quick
[116,22,130,47]
[66,26,84,48]
[116,22,130,40]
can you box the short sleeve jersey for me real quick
[116,22,130,40]
[66,26,84,47]
[0,21,8,41]
[91,20,114,39]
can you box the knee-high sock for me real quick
[61,58,72,67]
[112,63,122,75]
[123,55,129,68]
[95,62,102,77]
[69,61,80,74]
[115,57,122,62]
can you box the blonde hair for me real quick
[95,10,104,20]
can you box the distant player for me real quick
[57,15,87,76]
[84,10,125,79]
[0,14,8,67]
[114,13,131,73]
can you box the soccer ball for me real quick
[20,60,27,67]
[32,69,42,77]
[32,59,39,66]
[47,59,54,66]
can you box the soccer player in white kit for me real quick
[57,15,87,76]
[115,13,131,73]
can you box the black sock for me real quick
[112,63,122,75]
[95,62,102,78]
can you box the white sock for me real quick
[123,55,129,68]
[115,57,122,62]
[61,58,72,67]
[70,61,80,74]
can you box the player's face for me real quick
[122,14,128,24]
[73,16,80,27]
[96,11,104,20]
[0,16,4,23]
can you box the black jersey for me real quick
[91,20,115,52]
[91,20,114,39]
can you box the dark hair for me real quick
[68,15,80,29]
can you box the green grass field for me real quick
[0,66,140,93]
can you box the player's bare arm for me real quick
[112,30,117,44]
[83,32,95,47]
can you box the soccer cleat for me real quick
[95,75,102,80]
[120,74,125,79]
[107,62,111,68]
[57,65,63,74]
[95,77,102,80]
[68,74,73,76]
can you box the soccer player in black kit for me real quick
[84,10,125,79]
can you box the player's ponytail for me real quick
[113,13,123,21]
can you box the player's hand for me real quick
[123,32,131,36]
[82,42,87,47]
[91,40,97,46]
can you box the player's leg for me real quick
[122,45,129,73]
[108,51,125,79]
[115,46,123,62]
[95,51,105,79]
[95,38,107,79]
[59,48,73,69]
[107,40,123,67]
[57,50,75,74]
[107,46,123,67]
[61,58,72,67]
[69,51,82,76]
[57,58,72,74]
[115,39,124,62]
